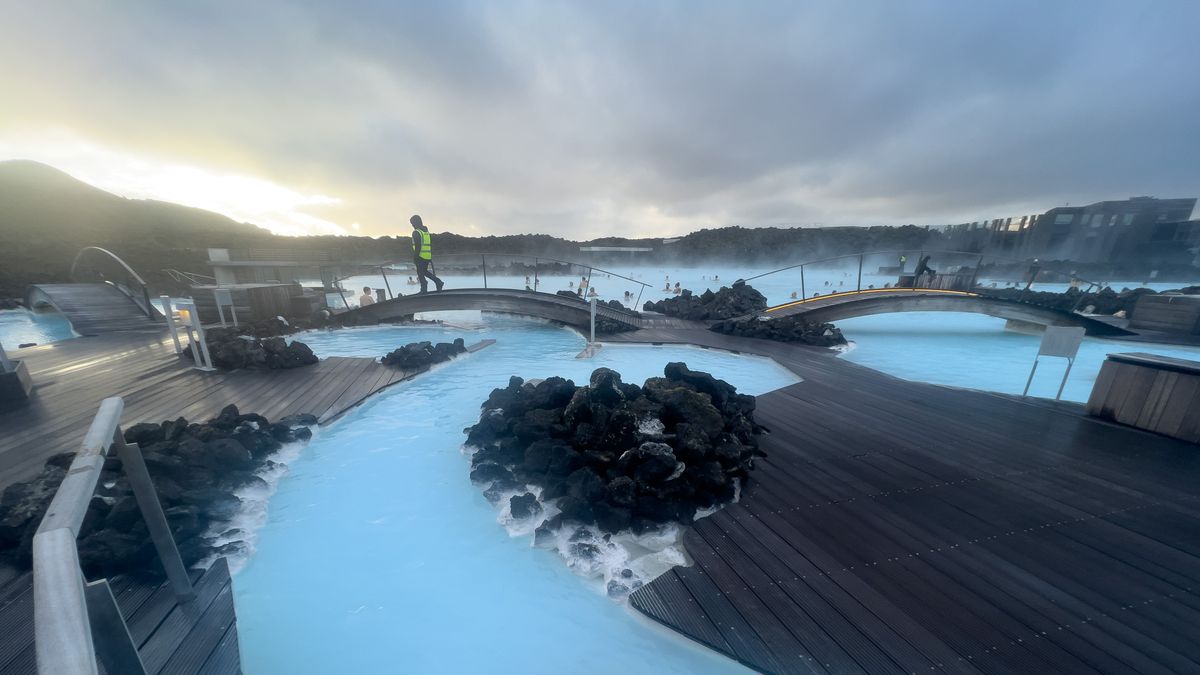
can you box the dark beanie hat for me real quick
[410,214,423,228]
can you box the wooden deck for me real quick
[0,558,239,674]
[614,326,1200,675]
[25,283,161,336]
[1,331,438,488]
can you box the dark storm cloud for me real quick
[1,0,1197,235]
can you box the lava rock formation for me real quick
[642,280,767,320]
[381,338,467,369]
[0,405,315,578]
[464,364,763,535]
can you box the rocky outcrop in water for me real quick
[980,285,1199,318]
[710,315,847,347]
[464,364,762,536]
[0,298,22,310]
[184,328,319,370]
[0,405,315,578]
[381,339,467,369]
[642,280,767,320]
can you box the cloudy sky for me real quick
[1,1,1197,238]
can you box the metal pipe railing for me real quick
[70,247,162,320]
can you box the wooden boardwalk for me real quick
[0,559,239,674]
[1,332,434,488]
[25,283,161,336]
[0,329,489,674]
[613,326,1200,675]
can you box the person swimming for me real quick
[588,287,598,297]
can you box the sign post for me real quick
[1023,326,1085,400]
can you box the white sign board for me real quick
[1037,326,1085,359]
[1025,326,1086,399]
[213,289,234,307]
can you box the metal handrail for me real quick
[161,268,217,285]
[381,252,653,308]
[69,247,162,319]
[33,397,195,675]
[744,249,987,302]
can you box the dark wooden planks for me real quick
[624,325,1200,675]
[0,333,424,489]
[0,563,238,675]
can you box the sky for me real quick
[1,0,1198,238]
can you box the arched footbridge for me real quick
[26,247,163,336]
[343,288,644,330]
[745,250,1136,337]
[759,288,1134,336]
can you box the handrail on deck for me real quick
[69,247,162,320]
[745,248,1111,312]
[33,396,195,675]
[374,252,653,309]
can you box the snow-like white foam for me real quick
[474,438,741,601]
[832,340,856,354]
[197,427,317,573]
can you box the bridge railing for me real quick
[70,247,162,320]
[33,397,195,675]
[745,249,990,302]
[744,249,1123,316]
[374,252,653,311]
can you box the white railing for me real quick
[33,397,195,674]
[161,296,215,370]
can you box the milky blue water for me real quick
[0,309,76,348]
[837,312,1200,402]
[235,317,796,674]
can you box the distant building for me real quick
[944,196,1198,265]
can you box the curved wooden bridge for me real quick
[25,247,162,337]
[760,288,1135,336]
[342,288,644,330]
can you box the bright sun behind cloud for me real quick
[0,127,348,236]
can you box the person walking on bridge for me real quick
[410,214,444,293]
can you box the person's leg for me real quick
[427,263,444,291]
[416,259,430,293]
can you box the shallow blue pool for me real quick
[837,312,1200,402]
[0,309,76,348]
[236,317,796,674]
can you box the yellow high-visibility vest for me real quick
[413,229,432,260]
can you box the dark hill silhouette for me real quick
[0,159,956,300]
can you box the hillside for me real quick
[0,159,949,299]
[0,160,278,296]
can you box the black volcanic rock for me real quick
[710,314,847,347]
[464,364,762,535]
[184,328,319,370]
[643,280,768,320]
[380,338,467,370]
[0,408,316,577]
